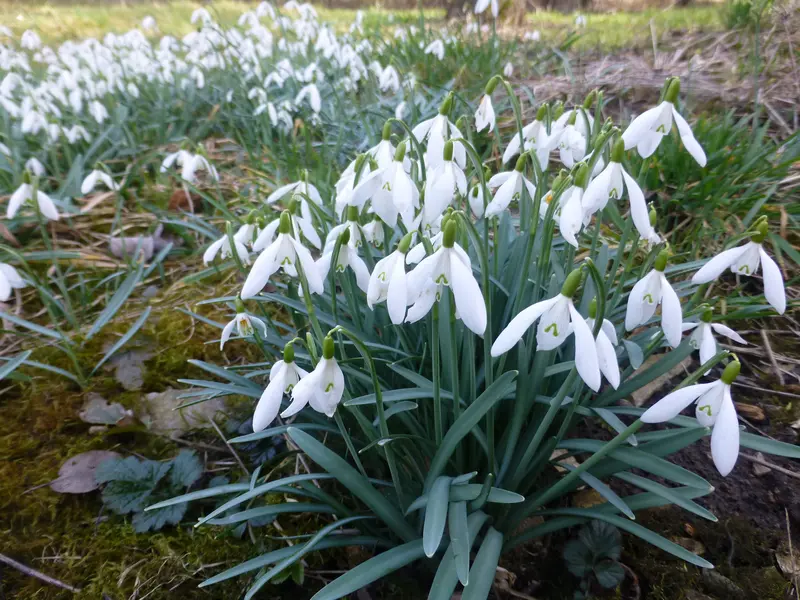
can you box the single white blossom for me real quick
[625,251,683,347]
[0,262,26,301]
[253,349,308,431]
[81,169,119,194]
[282,337,344,418]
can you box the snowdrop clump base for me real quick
[143,73,798,600]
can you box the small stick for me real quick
[740,453,800,481]
[0,553,81,593]
[208,416,249,476]
[761,329,786,385]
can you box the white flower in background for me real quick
[691,223,786,315]
[575,14,587,27]
[253,208,320,252]
[254,347,309,431]
[89,101,109,125]
[282,336,344,418]
[395,101,407,121]
[141,16,158,32]
[621,78,706,166]
[203,230,251,266]
[81,169,119,194]
[180,153,219,183]
[351,143,418,227]
[7,179,59,221]
[484,157,536,218]
[412,96,467,169]
[524,30,541,41]
[316,227,370,293]
[368,233,411,325]
[266,177,323,224]
[220,302,267,350]
[503,106,555,168]
[241,212,323,298]
[468,185,485,218]
[191,8,213,25]
[323,207,366,252]
[642,360,742,476]
[296,83,321,113]
[161,150,191,174]
[586,300,620,389]
[423,141,467,225]
[378,66,400,93]
[424,40,445,60]
[335,155,373,217]
[24,158,45,178]
[683,309,747,368]
[475,78,500,132]
[405,221,487,335]
[491,269,601,391]
[625,250,683,347]
[362,218,385,249]
[234,221,260,248]
[557,165,595,247]
[474,0,499,18]
[555,115,588,169]
[0,262,26,301]
[21,30,41,50]
[503,62,513,78]
[368,129,409,171]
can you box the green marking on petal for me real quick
[435,274,449,285]
[643,293,654,304]
[281,257,293,266]
[738,265,750,275]
[378,271,387,282]
[382,181,392,191]
[544,322,559,336]
[698,405,712,417]
[325,382,335,392]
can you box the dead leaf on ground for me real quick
[670,536,706,555]
[735,402,766,422]
[50,450,121,494]
[79,393,134,426]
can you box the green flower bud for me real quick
[573,163,590,189]
[442,220,457,248]
[279,211,292,234]
[382,121,392,141]
[394,141,406,162]
[611,138,625,163]
[439,93,453,116]
[398,231,414,254]
[322,335,335,360]
[234,296,246,313]
[720,359,741,385]
[536,104,548,122]
[654,249,669,272]
[582,90,596,110]
[283,342,295,363]
[552,102,564,121]
[246,210,259,225]
[649,204,657,227]
[514,154,526,172]
[561,268,583,298]
[589,297,597,319]
[700,308,713,323]
[665,78,681,104]
[22,170,32,184]
[751,220,768,244]
[287,197,299,215]
[567,110,577,126]
[443,140,454,162]
[346,205,359,222]
[484,75,501,95]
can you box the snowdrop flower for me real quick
[21,30,41,50]
[335,154,373,217]
[621,78,706,166]
[642,359,743,476]
[423,141,467,225]
[191,8,213,25]
[378,65,400,93]
[362,217,385,249]
[475,0,499,18]
[582,139,645,223]
[484,155,537,218]
[424,40,445,60]
[203,226,251,266]
[412,95,467,169]
[296,83,321,113]
[625,250,683,347]
[89,101,109,125]
[492,269,601,391]
[317,226,370,293]
[182,152,219,183]
[0,262,26,301]
[575,14,587,27]
[7,175,59,221]
[468,185,486,218]
[524,30,542,41]
[368,233,412,324]
[141,16,158,32]
[25,158,45,177]
[266,175,323,224]
[242,213,323,299]
[395,101,407,121]
[323,206,366,252]
[253,205,320,251]
[475,76,500,133]
[691,222,786,315]
[282,336,344,418]
[586,299,620,389]
[556,112,588,169]
[160,149,191,174]
[503,105,554,168]
[253,344,308,431]
[503,62,513,78]
[220,298,267,350]
[351,142,418,226]
[368,123,410,170]
[683,308,748,369]
[557,165,594,247]
[405,221,487,335]
[81,169,119,194]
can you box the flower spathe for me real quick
[621,79,706,167]
[405,221,487,335]
[641,361,742,476]
[691,227,786,315]
[491,269,601,391]
[282,337,344,419]
[625,251,683,347]
[253,348,308,431]
[241,212,323,298]
[0,262,26,301]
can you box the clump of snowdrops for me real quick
[144,73,797,600]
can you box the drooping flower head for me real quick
[625,249,683,347]
[220,296,267,350]
[368,232,412,325]
[253,342,309,431]
[484,153,537,219]
[282,335,344,419]
[682,307,748,370]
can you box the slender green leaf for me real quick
[462,527,503,600]
[424,477,451,558]
[92,306,151,374]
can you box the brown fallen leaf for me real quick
[735,402,766,422]
[168,188,202,212]
[670,536,706,555]
[50,450,121,494]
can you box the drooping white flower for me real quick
[351,142,418,227]
[423,141,467,225]
[241,212,324,298]
[503,106,556,169]
[253,350,308,431]
[405,221,487,335]
[475,95,496,132]
[220,306,267,350]
[625,251,683,347]
[265,176,323,224]
[503,62,514,78]
[642,360,743,476]
[7,180,59,221]
[683,310,748,368]
[474,0,499,18]
[141,16,158,32]
[181,153,219,184]
[368,233,411,325]
[467,185,486,218]
[621,78,706,166]
[253,207,320,252]
[411,98,467,169]
[362,218,385,249]
[424,40,445,60]
[0,262,26,301]
[585,301,620,389]
[575,14,587,27]
[555,116,588,169]
[282,336,344,419]
[484,157,536,218]
[378,65,400,93]
[296,83,321,113]
[316,226,370,293]
[335,155,374,217]
[203,230,251,266]
[81,169,119,194]
[691,226,785,315]
[491,269,601,391]
[24,158,45,177]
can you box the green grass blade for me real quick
[92,306,151,375]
